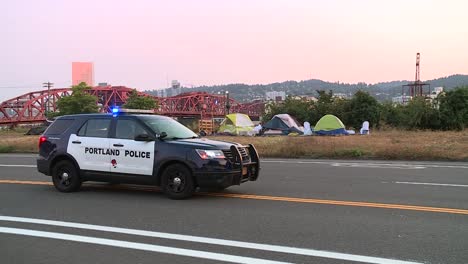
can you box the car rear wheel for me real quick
[52,160,82,192]
[161,164,195,199]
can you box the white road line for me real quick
[395,182,468,188]
[0,227,292,264]
[331,163,425,169]
[0,164,36,167]
[263,160,468,169]
[3,161,468,170]
[0,154,37,158]
[0,216,422,264]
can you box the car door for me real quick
[67,118,112,173]
[109,117,155,176]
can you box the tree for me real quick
[262,97,312,123]
[54,82,98,116]
[312,90,335,120]
[380,101,404,128]
[344,90,380,129]
[123,89,157,110]
[439,86,468,130]
[308,90,354,124]
[398,97,440,130]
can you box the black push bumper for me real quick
[194,144,260,189]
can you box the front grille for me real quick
[223,147,250,162]
[238,147,250,162]
[223,150,234,161]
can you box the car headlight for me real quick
[195,149,225,159]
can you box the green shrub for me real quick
[0,145,14,153]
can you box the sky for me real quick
[1,0,467,101]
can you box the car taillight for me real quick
[39,136,47,148]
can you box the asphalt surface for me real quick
[1,154,468,264]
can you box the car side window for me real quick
[77,119,111,138]
[115,119,148,140]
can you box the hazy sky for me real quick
[1,0,467,101]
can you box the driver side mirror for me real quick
[134,134,155,142]
[157,131,168,140]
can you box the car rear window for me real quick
[45,119,74,135]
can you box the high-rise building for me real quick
[170,80,182,96]
[72,62,94,86]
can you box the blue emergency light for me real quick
[112,107,119,116]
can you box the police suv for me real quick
[37,111,260,199]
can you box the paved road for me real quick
[1,154,467,264]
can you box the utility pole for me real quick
[42,82,54,116]
[225,91,231,115]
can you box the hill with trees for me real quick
[145,74,468,102]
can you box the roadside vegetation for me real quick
[210,130,468,161]
[1,129,467,161]
[0,129,38,153]
[264,86,468,131]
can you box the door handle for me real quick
[113,144,124,147]
[72,141,81,144]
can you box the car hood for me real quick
[165,138,240,150]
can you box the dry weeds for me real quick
[210,130,468,161]
[0,130,467,161]
[0,133,39,153]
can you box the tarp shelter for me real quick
[218,113,255,135]
[263,114,304,135]
[314,114,349,135]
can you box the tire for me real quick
[52,160,82,192]
[161,164,195,199]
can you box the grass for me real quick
[0,129,39,153]
[0,129,467,161]
[208,130,468,161]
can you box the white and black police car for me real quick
[37,109,260,199]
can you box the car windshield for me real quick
[140,116,198,140]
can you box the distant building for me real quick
[290,95,318,102]
[333,93,348,99]
[169,80,182,97]
[156,89,167,97]
[72,62,94,86]
[429,87,444,100]
[266,91,286,101]
[393,87,443,105]
[392,95,412,105]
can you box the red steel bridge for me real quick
[0,86,264,125]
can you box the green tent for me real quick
[218,113,255,135]
[314,114,348,135]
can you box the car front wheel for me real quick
[161,164,195,199]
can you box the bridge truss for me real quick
[0,86,264,125]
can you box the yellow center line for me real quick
[0,180,52,186]
[2,179,468,215]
